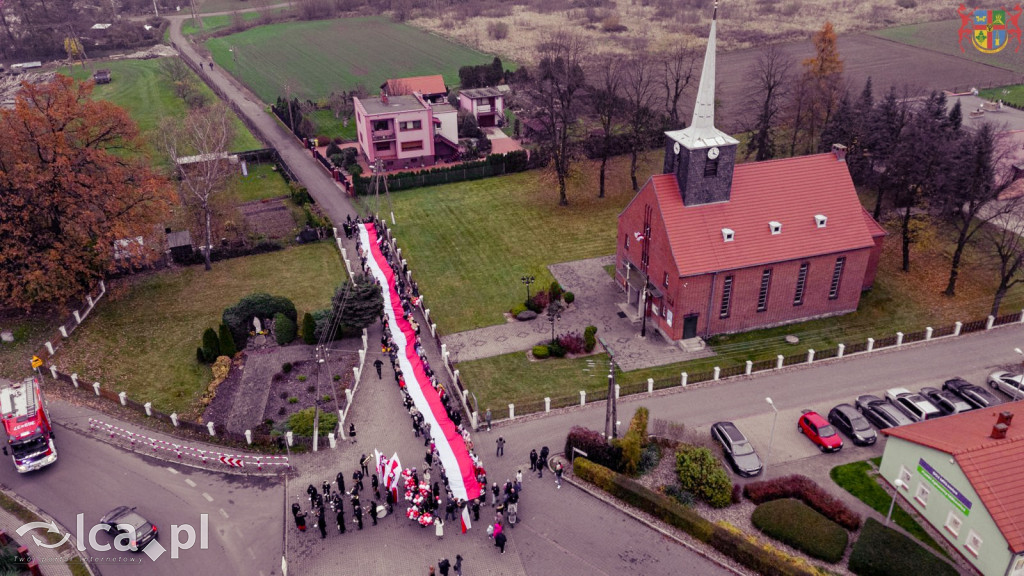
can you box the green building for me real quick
[879,400,1024,576]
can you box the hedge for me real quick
[287,407,339,437]
[751,499,848,563]
[849,518,958,576]
[201,327,220,363]
[222,293,297,348]
[531,345,549,359]
[217,323,237,357]
[744,474,861,530]
[274,312,297,345]
[351,150,534,194]
[574,458,820,576]
[676,446,733,508]
[301,312,317,345]
[565,426,622,470]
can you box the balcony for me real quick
[476,104,493,113]
[372,130,396,142]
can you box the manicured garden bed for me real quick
[848,518,958,576]
[751,499,848,563]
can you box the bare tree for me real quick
[519,32,589,206]
[161,104,235,271]
[985,201,1024,316]
[621,40,659,191]
[786,75,810,157]
[743,43,791,161]
[588,54,623,199]
[658,42,700,128]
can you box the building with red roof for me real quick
[880,402,1024,576]
[614,6,884,342]
[381,75,448,103]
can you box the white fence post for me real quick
[896,332,904,346]
[745,360,753,375]
[776,355,784,369]
[986,315,995,330]
[353,366,360,381]
[867,337,875,352]
[286,431,294,447]
[647,378,654,394]
[170,413,179,427]
[453,369,460,383]
[681,372,688,387]
[118,391,127,406]
[93,382,101,396]
[614,384,620,399]
[545,397,551,412]
[580,390,586,406]
[73,310,82,324]
[245,430,253,445]
[424,309,431,324]
[99,280,106,294]
[49,365,58,379]
[207,422,215,436]
[508,403,515,420]
[954,321,963,336]
[59,326,68,338]
[45,341,54,355]
[713,366,721,380]
[328,433,336,449]
[925,327,933,341]
[87,295,94,308]
[71,373,79,388]
[807,349,815,363]
[358,348,366,365]
[1020,309,1024,323]
[837,343,845,358]
[144,402,152,416]
[430,323,437,337]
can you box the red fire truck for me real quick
[1,377,57,472]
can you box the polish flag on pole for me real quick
[383,452,401,490]
[374,449,386,479]
[460,506,472,534]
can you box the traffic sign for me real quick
[219,456,244,468]
[30,356,42,369]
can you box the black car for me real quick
[920,386,974,416]
[828,403,877,445]
[855,395,915,430]
[943,378,1002,409]
[710,421,763,477]
[99,506,158,552]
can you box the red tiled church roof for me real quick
[384,75,447,96]
[883,401,1024,553]
[645,153,877,277]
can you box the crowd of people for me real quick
[291,464,390,539]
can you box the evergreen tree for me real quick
[332,276,384,330]
[218,324,237,357]
[201,328,220,363]
[818,91,854,153]
[302,312,317,345]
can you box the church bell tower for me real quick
[662,1,739,206]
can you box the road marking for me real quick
[184,479,197,488]
[202,492,214,502]
[219,508,230,519]
[247,547,256,560]
[234,527,243,539]
[166,467,179,474]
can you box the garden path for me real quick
[224,343,314,434]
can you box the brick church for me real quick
[615,6,885,342]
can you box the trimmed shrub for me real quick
[584,325,597,352]
[223,293,297,348]
[744,474,861,530]
[547,342,566,357]
[637,442,661,475]
[531,345,550,359]
[274,312,297,345]
[287,407,339,437]
[565,426,622,470]
[282,362,293,373]
[510,303,527,316]
[564,291,575,304]
[302,312,317,345]
[557,331,586,354]
[676,446,733,508]
[525,290,549,313]
[196,347,206,363]
[849,518,958,576]
[325,142,342,157]
[618,406,651,475]
[751,499,848,563]
[663,484,695,506]
[218,324,237,357]
[549,281,563,302]
[201,328,220,363]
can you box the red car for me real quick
[798,410,844,453]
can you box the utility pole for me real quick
[601,338,618,440]
[285,83,295,135]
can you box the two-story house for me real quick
[458,87,505,128]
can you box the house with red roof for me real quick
[615,6,884,342]
[880,402,1024,576]
[381,75,448,104]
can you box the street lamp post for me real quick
[548,301,563,344]
[885,479,906,526]
[764,397,779,478]
[521,275,535,304]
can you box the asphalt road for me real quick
[0,421,282,576]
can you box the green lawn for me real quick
[308,109,357,142]
[979,84,1024,108]
[182,10,286,36]
[0,315,61,381]
[830,461,947,557]
[206,16,498,104]
[60,59,261,167]
[55,243,344,415]
[869,20,1024,75]
[229,161,291,202]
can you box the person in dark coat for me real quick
[322,480,331,497]
[353,470,363,492]
[496,437,505,457]
[495,531,507,554]
[530,449,538,471]
[307,484,317,502]
[291,503,301,518]
[369,501,379,525]
[438,557,451,576]
[385,489,395,513]
[317,507,327,539]
[336,472,346,494]
[354,504,364,530]
[454,554,463,576]
[349,423,357,444]
[372,474,381,499]
[336,507,346,534]
[295,510,306,532]
[432,482,441,501]
[425,449,433,467]
[374,358,383,378]
[471,498,481,521]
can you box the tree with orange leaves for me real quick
[0,75,174,310]
[797,21,844,154]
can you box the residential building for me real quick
[458,87,505,127]
[614,6,884,342]
[879,403,1024,576]
[354,93,437,171]
[381,75,448,103]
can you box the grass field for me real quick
[60,59,261,166]
[182,11,267,36]
[980,84,1024,108]
[830,461,947,557]
[870,20,1024,77]
[205,17,498,104]
[0,315,61,381]
[55,243,344,415]
[229,161,291,202]
[197,0,256,14]
[307,109,357,142]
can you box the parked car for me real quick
[943,378,1002,409]
[885,387,941,422]
[920,386,974,416]
[855,395,915,430]
[827,404,877,445]
[987,371,1024,401]
[710,421,763,477]
[798,410,843,452]
[99,506,158,552]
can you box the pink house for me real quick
[354,93,437,171]
[457,87,505,128]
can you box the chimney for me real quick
[997,411,1014,427]
[992,423,1008,439]
[831,143,847,162]
[380,91,389,104]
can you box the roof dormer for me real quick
[769,221,782,235]
[722,228,734,242]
